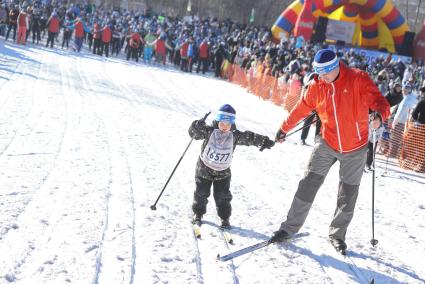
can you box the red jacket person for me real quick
[271,49,390,254]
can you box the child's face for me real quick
[218,121,232,132]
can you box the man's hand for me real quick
[275,129,287,143]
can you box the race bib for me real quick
[200,129,234,171]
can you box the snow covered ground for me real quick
[0,41,424,284]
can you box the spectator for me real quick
[388,83,418,158]
[196,39,209,74]
[101,23,112,57]
[366,113,384,170]
[6,5,18,41]
[127,30,141,62]
[45,11,59,48]
[0,4,7,37]
[411,86,425,124]
[16,8,29,44]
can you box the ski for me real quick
[217,232,309,262]
[217,239,270,262]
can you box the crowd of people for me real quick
[1,0,424,169]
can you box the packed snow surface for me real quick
[0,42,424,284]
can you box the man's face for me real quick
[318,66,340,83]
[218,121,232,132]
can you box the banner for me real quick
[329,45,412,64]
[326,19,355,44]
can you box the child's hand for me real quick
[260,137,275,151]
[195,119,206,129]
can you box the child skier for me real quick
[188,104,275,229]
[366,112,384,171]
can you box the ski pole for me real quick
[150,112,211,210]
[370,129,378,247]
[285,117,319,139]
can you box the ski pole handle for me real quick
[201,112,211,122]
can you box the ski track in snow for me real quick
[0,42,424,284]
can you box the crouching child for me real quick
[189,104,275,229]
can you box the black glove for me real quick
[275,129,287,142]
[194,112,211,129]
[260,137,275,151]
[195,119,206,129]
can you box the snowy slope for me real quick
[0,42,424,284]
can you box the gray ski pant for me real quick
[279,138,368,240]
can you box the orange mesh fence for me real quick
[225,63,302,111]
[399,121,425,173]
[284,79,302,113]
[229,65,248,88]
[377,118,425,173]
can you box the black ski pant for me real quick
[301,112,322,141]
[126,47,138,62]
[93,38,102,55]
[196,57,208,74]
[192,175,232,221]
[101,42,110,57]
[62,30,71,48]
[32,27,41,44]
[46,31,56,48]
[6,23,17,41]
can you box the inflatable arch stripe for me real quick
[272,0,409,52]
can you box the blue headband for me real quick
[216,111,236,124]
[313,56,339,74]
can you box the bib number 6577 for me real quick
[206,147,230,162]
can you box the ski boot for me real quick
[192,214,202,226]
[330,237,347,255]
[270,229,291,243]
[220,219,231,230]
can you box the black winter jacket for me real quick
[188,120,269,180]
[412,97,425,124]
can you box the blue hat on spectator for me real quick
[313,49,339,74]
[216,104,236,124]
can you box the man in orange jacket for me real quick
[270,49,390,254]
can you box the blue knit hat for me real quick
[216,104,236,124]
[313,49,339,74]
